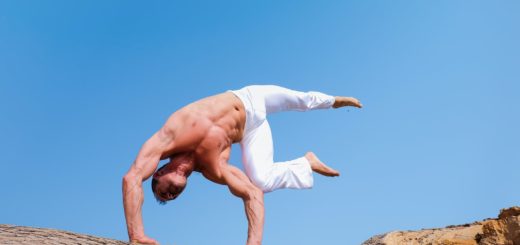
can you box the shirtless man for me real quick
[122,85,362,245]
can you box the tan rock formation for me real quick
[479,207,520,245]
[363,207,520,245]
[2,207,518,244]
[0,224,126,244]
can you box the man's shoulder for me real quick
[198,162,228,185]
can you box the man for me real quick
[122,85,362,245]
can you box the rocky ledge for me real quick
[363,206,520,245]
[0,224,126,245]
[1,207,518,245]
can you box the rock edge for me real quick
[0,224,127,245]
[362,206,520,245]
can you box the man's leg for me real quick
[256,85,349,176]
[241,119,315,193]
[241,119,341,193]
[247,85,362,114]
[239,85,359,192]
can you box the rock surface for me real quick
[363,207,520,245]
[0,224,126,245]
[2,207,519,245]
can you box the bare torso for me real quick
[160,92,245,183]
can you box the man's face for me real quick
[154,170,187,202]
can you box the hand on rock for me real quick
[130,235,159,245]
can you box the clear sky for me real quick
[1,1,519,244]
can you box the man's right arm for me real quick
[222,164,265,245]
[122,128,174,244]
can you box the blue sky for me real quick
[1,1,519,244]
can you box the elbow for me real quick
[234,183,263,201]
[122,171,140,189]
[246,185,264,200]
[122,174,131,191]
[122,172,134,184]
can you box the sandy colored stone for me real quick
[478,207,520,245]
[497,207,520,220]
[363,206,520,245]
[0,224,126,244]
[2,207,519,244]
[363,224,482,245]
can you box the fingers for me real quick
[130,237,160,245]
[130,242,159,245]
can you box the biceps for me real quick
[131,132,171,180]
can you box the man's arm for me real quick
[122,129,174,244]
[222,164,265,245]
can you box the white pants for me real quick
[230,85,335,193]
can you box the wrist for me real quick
[128,229,145,240]
[247,238,262,245]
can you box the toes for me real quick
[329,169,340,177]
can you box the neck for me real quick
[174,160,195,177]
[174,154,195,177]
[168,152,196,177]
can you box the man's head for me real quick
[151,153,194,204]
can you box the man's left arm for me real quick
[222,164,265,245]
[123,128,175,244]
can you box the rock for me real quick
[499,207,520,220]
[362,206,520,245]
[0,224,126,244]
[479,207,520,245]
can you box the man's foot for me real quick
[333,96,363,109]
[305,152,340,177]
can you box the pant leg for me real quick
[241,119,313,193]
[246,85,335,114]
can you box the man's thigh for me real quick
[240,120,274,185]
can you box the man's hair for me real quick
[151,164,168,205]
[151,163,186,205]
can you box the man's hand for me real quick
[130,235,159,245]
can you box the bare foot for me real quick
[333,96,363,109]
[305,152,340,177]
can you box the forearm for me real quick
[122,174,146,240]
[222,165,265,245]
[244,189,265,245]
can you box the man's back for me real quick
[159,92,245,162]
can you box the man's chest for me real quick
[193,136,232,185]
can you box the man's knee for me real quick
[249,174,272,193]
